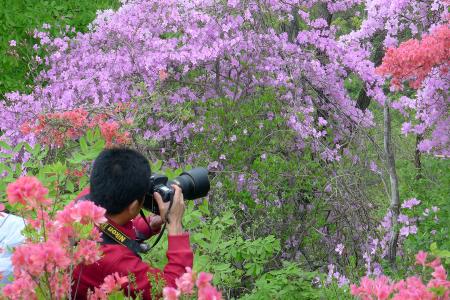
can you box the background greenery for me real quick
[0,0,119,96]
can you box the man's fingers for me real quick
[153,192,164,206]
[171,185,183,203]
[150,215,163,226]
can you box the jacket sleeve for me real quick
[115,233,193,299]
[132,215,162,239]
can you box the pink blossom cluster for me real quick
[2,176,108,299]
[376,24,449,89]
[163,267,222,300]
[6,176,51,209]
[351,251,450,300]
[87,272,129,299]
[19,107,131,148]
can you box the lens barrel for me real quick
[173,167,210,200]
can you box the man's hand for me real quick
[149,215,163,233]
[154,185,185,235]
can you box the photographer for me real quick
[71,148,193,299]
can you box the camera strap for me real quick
[139,210,167,251]
[99,222,151,257]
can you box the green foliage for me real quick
[399,157,450,251]
[240,262,321,300]
[430,242,450,266]
[0,0,119,95]
[142,192,285,296]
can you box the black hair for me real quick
[90,148,151,215]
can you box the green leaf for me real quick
[198,199,210,215]
[24,142,33,153]
[66,180,75,193]
[0,140,13,151]
[13,142,24,153]
[152,160,163,172]
[79,136,88,153]
[430,242,438,252]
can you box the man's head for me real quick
[90,148,151,215]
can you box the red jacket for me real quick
[71,188,193,299]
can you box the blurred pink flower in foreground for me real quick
[6,176,51,208]
[351,251,449,300]
[163,267,222,300]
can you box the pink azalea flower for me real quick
[102,272,128,292]
[3,276,37,299]
[427,258,441,268]
[351,276,393,300]
[69,201,107,225]
[198,285,223,300]
[392,276,433,300]
[159,69,168,81]
[11,240,71,277]
[196,272,213,289]
[74,239,102,265]
[6,176,50,208]
[57,201,106,226]
[431,265,447,281]
[415,251,427,266]
[175,267,195,294]
[163,287,180,300]
[89,272,129,300]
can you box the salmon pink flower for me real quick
[3,276,37,299]
[415,251,428,266]
[159,69,168,81]
[89,272,128,300]
[351,276,393,300]
[392,276,433,300]
[11,240,71,277]
[7,176,50,208]
[431,265,447,281]
[102,272,128,292]
[198,285,223,300]
[69,200,107,225]
[196,272,213,289]
[427,258,442,268]
[163,287,180,300]
[74,239,102,265]
[175,267,195,294]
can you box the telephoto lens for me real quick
[172,168,210,200]
[144,167,210,215]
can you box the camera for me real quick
[144,167,210,215]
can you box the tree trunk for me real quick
[415,134,423,180]
[384,98,400,266]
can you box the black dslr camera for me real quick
[144,167,210,215]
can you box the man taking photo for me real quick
[71,148,193,299]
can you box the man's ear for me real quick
[128,199,142,215]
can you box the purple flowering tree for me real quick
[0,0,448,279]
